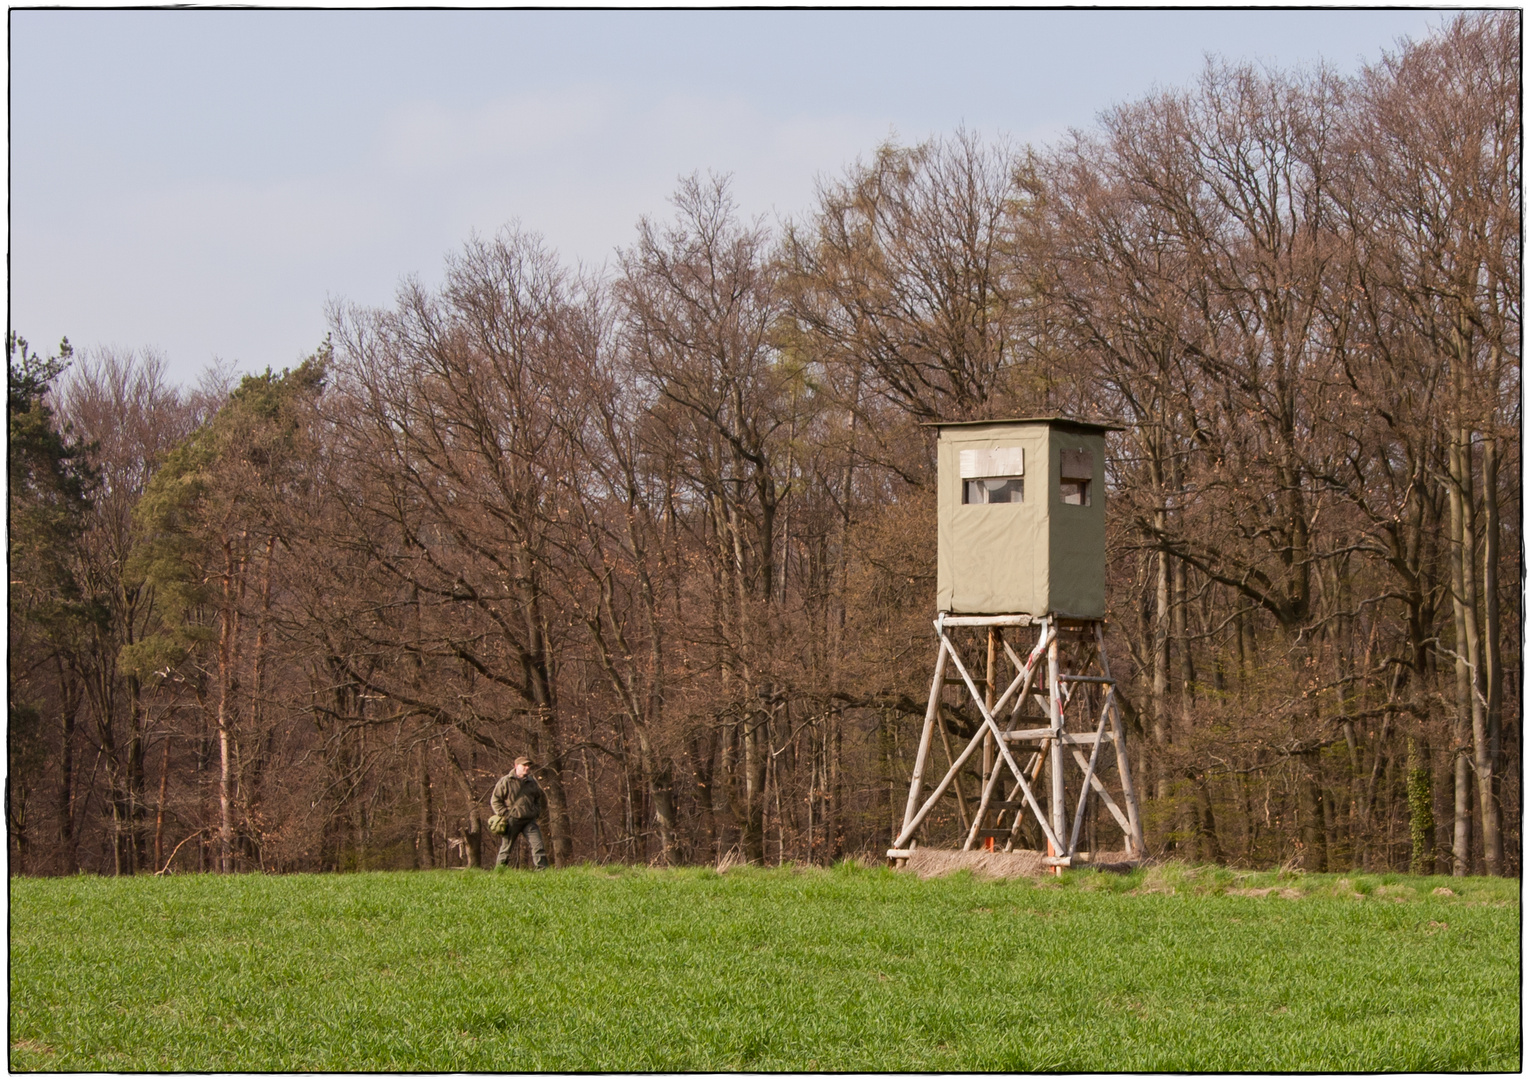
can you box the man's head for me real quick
[513,756,533,778]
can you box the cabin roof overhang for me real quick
[921,416,1126,434]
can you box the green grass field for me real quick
[9,862,1519,1071]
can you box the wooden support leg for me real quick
[897,639,947,858]
[1047,630,1065,872]
[982,627,997,836]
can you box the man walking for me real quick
[490,756,549,870]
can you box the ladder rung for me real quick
[1001,729,1113,744]
[1058,675,1113,684]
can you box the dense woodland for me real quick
[8,14,1519,877]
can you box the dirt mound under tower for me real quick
[900,848,1138,880]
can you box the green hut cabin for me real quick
[932,417,1121,618]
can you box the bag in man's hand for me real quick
[487,813,509,836]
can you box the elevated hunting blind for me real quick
[935,418,1115,618]
[891,417,1144,871]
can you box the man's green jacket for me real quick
[491,772,547,821]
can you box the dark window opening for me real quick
[964,477,1024,504]
[1060,478,1090,506]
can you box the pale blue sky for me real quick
[11,9,1446,386]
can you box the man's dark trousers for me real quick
[496,817,549,869]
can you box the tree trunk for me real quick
[1173,549,1196,707]
[876,711,896,854]
[518,579,573,864]
[1478,433,1503,875]
[741,708,768,864]
[1406,737,1434,875]
[1452,751,1471,877]
[688,729,718,859]
[643,742,678,865]
[7,777,28,876]
[1455,424,1497,875]
[534,709,573,865]
[829,714,844,861]
[1153,548,1171,807]
[55,656,79,875]
[1148,430,1175,820]
[720,715,740,859]
[1193,774,1220,864]
[216,644,236,873]
[153,737,171,872]
[125,673,147,874]
[415,740,435,869]
[443,743,483,869]
[1445,430,1474,875]
[1298,757,1327,872]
